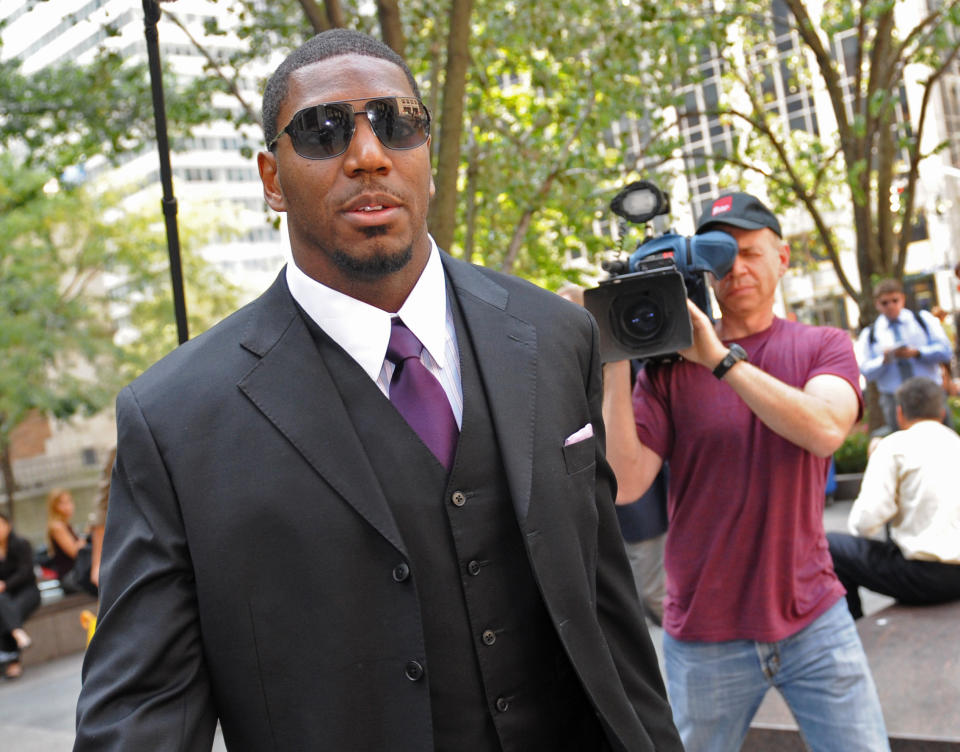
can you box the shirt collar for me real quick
[285,237,448,381]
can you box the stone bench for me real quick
[20,590,97,667]
[743,599,960,750]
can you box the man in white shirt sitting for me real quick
[828,377,960,618]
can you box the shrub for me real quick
[833,429,870,474]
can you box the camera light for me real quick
[610,180,670,225]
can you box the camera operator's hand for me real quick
[678,300,728,371]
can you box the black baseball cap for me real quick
[696,192,782,238]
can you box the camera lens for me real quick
[621,297,663,341]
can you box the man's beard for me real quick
[330,231,413,281]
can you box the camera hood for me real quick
[630,230,738,280]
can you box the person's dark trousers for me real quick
[0,586,41,653]
[827,532,960,619]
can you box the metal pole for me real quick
[143,0,189,345]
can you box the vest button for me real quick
[392,562,410,582]
[404,660,424,681]
[467,560,481,576]
[451,491,467,507]
[482,629,496,646]
[495,696,509,712]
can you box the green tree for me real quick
[640,0,960,326]
[174,0,681,287]
[442,0,685,287]
[0,154,240,515]
[0,49,240,515]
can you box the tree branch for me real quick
[323,0,345,28]
[896,37,960,276]
[500,93,596,273]
[782,0,852,144]
[165,12,260,125]
[296,0,330,33]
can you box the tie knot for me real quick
[386,318,423,364]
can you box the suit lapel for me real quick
[443,256,538,522]
[236,274,406,555]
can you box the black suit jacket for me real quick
[75,253,681,751]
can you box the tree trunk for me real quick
[297,0,331,32]
[376,0,405,56]
[427,0,474,253]
[864,381,884,435]
[426,39,443,163]
[324,0,346,29]
[463,133,479,262]
[0,443,15,522]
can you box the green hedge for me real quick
[834,397,960,474]
[833,430,870,474]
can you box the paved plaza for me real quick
[0,648,228,751]
[0,501,889,750]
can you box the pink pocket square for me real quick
[564,423,594,446]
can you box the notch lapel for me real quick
[444,256,538,522]
[236,278,406,555]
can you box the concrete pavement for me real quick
[0,650,228,751]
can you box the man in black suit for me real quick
[75,30,680,751]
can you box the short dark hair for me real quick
[895,377,945,421]
[262,29,421,149]
[873,278,904,299]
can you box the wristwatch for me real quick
[712,344,748,380]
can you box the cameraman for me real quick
[601,193,888,751]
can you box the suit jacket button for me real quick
[482,629,496,646]
[467,560,481,576]
[451,491,467,507]
[495,696,509,712]
[405,660,424,681]
[393,563,410,582]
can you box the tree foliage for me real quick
[638,0,960,325]
[0,49,239,510]
[189,0,682,289]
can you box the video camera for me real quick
[584,181,738,363]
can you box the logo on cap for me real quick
[711,196,733,216]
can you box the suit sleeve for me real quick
[584,314,683,751]
[74,386,218,751]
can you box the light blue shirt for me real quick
[285,236,463,427]
[856,309,952,394]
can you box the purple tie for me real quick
[386,318,458,469]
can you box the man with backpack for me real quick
[856,278,952,431]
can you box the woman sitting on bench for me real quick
[0,512,40,679]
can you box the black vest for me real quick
[301,290,604,752]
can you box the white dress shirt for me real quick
[285,237,463,427]
[848,420,960,563]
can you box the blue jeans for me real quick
[663,599,889,752]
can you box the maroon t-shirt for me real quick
[633,317,861,642]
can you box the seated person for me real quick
[828,377,960,618]
[46,488,83,581]
[0,512,41,679]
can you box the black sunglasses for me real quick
[268,96,431,160]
